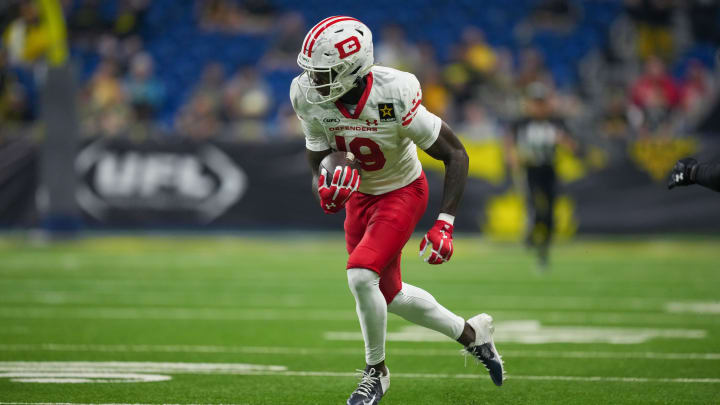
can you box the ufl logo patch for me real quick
[378,103,396,122]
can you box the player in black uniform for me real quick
[506,82,576,269]
[668,158,720,192]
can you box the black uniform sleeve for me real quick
[695,162,720,192]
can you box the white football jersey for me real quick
[290,65,442,195]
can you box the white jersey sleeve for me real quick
[290,77,330,152]
[397,74,442,150]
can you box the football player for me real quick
[668,158,720,192]
[290,16,504,405]
[506,82,576,270]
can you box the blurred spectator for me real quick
[414,41,441,83]
[600,88,633,140]
[175,62,227,140]
[114,0,150,38]
[375,24,420,71]
[462,27,498,80]
[422,68,451,119]
[124,52,166,121]
[529,0,581,33]
[456,101,501,140]
[82,60,132,137]
[443,44,474,113]
[679,59,715,123]
[271,102,304,139]
[261,12,305,71]
[222,66,272,141]
[193,62,226,109]
[176,93,222,140]
[198,0,276,34]
[3,1,49,66]
[629,55,680,132]
[0,51,32,125]
[624,0,677,61]
[515,47,553,89]
[67,0,108,50]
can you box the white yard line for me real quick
[666,302,720,314]
[1,344,719,360]
[0,306,716,325]
[0,403,248,405]
[0,291,669,310]
[0,362,718,385]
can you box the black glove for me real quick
[668,157,698,189]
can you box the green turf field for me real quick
[0,234,719,404]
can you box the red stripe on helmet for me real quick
[307,17,361,57]
[303,15,341,56]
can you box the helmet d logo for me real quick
[335,36,361,59]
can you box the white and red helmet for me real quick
[297,16,374,104]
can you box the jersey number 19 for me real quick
[335,136,386,171]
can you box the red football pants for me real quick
[344,172,429,304]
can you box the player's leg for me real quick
[524,166,539,248]
[536,165,556,267]
[344,195,391,405]
[383,262,503,385]
[386,280,464,339]
[347,268,388,370]
[373,174,504,385]
[344,196,388,374]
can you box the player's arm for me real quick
[423,121,469,216]
[307,148,332,202]
[556,118,579,153]
[419,121,469,265]
[504,127,520,171]
[696,162,720,191]
[668,158,720,192]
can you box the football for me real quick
[319,151,362,177]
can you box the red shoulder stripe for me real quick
[402,110,419,126]
[402,98,422,121]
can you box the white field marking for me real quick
[0,291,673,312]
[0,403,249,405]
[666,302,720,314]
[326,322,706,345]
[0,362,286,374]
[1,306,717,326]
[0,372,171,384]
[2,343,720,361]
[0,362,718,385]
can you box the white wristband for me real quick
[438,213,455,225]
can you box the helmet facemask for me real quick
[297,56,359,104]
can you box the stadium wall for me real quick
[1,136,719,234]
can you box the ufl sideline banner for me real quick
[0,136,718,234]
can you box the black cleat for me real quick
[466,313,505,386]
[346,367,390,405]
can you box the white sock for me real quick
[347,268,387,365]
[387,282,465,340]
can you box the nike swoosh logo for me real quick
[362,395,376,405]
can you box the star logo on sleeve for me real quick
[378,103,396,122]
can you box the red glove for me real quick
[419,219,454,264]
[318,165,360,214]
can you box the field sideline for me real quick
[0,234,719,404]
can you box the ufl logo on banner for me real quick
[75,141,247,223]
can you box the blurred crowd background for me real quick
[2,0,720,235]
[3,0,720,149]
